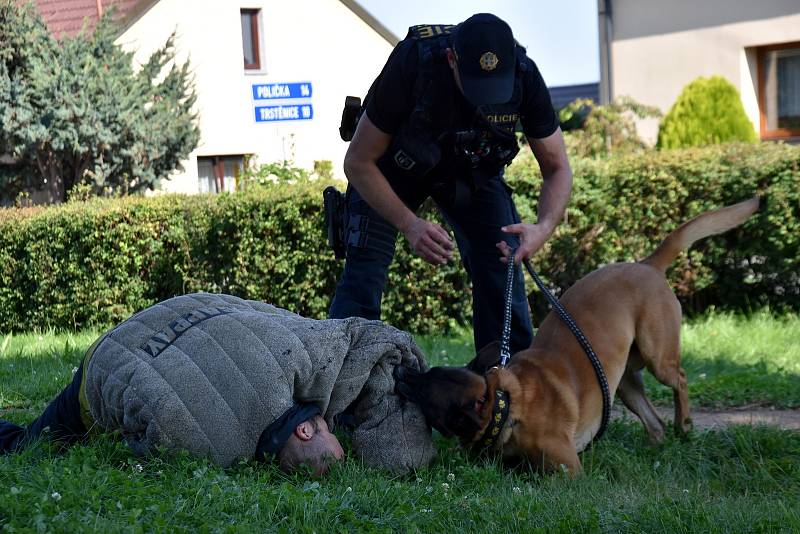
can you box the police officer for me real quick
[329,13,573,354]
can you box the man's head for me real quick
[447,13,517,106]
[277,415,344,476]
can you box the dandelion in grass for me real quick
[442,482,449,492]
[133,463,143,473]
[447,473,455,482]
[51,491,61,501]
[513,486,522,495]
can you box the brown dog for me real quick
[395,198,759,474]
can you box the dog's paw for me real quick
[646,429,666,446]
[675,416,694,440]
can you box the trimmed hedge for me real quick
[0,142,798,334]
[0,182,470,334]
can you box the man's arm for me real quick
[497,127,572,264]
[343,113,453,265]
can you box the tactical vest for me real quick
[374,24,527,201]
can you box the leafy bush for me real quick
[240,160,311,187]
[313,160,334,181]
[657,76,757,149]
[559,97,661,159]
[239,159,336,189]
[0,142,797,334]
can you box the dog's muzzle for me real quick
[393,365,418,401]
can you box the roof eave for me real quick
[114,0,161,38]
[338,0,399,46]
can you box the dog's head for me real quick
[394,342,503,442]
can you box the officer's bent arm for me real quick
[343,114,417,234]
[527,127,573,237]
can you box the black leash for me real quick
[495,250,611,443]
[478,250,516,452]
[498,250,517,368]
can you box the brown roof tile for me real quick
[26,0,142,39]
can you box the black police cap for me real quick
[452,13,516,105]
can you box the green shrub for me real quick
[240,160,310,187]
[0,142,797,334]
[560,96,661,159]
[657,76,757,149]
[313,160,335,180]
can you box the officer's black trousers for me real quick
[0,360,87,454]
[329,176,533,354]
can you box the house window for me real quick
[241,9,261,70]
[758,42,800,139]
[198,156,245,193]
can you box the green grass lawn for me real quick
[1,312,799,532]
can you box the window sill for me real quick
[761,134,800,144]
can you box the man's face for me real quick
[284,415,345,476]
[312,416,345,466]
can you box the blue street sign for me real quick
[252,82,312,100]
[255,104,314,122]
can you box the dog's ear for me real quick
[466,341,502,374]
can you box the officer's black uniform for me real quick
[329,17,560,354]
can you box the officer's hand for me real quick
[496,223,550,264]
[403,216,454,265]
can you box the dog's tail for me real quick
[642,197,759,272]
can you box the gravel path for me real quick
[613,406,800,430]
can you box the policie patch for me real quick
[394,149,417,171]
[140,306,238,358]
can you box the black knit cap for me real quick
[255,403,321,461]
[452,13,516,105]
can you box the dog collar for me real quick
[477,389,510,451]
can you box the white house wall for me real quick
[116,0,393,193]
[608,0,800,143]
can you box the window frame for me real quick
[241,8,261,71]
[757,41,800,140]
[197,155,246,193]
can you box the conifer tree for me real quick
[0,1,200,203]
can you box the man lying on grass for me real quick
[0,293,435,475]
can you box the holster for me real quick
[339,96,362,142]
[323,186,347,259]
